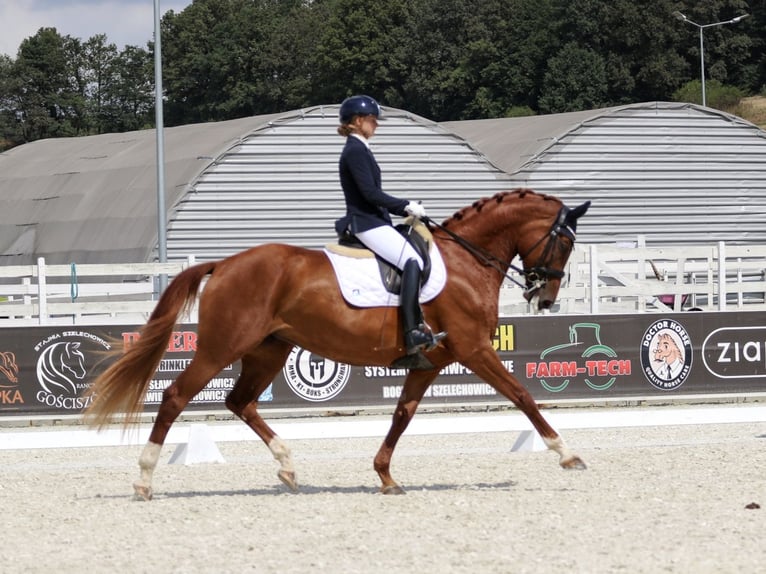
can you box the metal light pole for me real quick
[153,0,168,292]
[673,11,749,108]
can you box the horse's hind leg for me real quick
[225,338,298,491]
[134,353,226,501]
[374,369,440,494]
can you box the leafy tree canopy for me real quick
[0,0,762,150]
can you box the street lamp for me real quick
[153,0,168,292]
[672,11,749,107]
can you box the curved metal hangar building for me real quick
[1,101,765,266]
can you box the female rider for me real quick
[334,95,445,357]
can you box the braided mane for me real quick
[441,188,561,228]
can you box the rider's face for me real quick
[354,114,378,139]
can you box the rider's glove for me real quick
[405,201,427,219]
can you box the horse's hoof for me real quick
[381,484,406,495]
[561,456,587,470]
[132,482,153,501]
[278,470,299,493]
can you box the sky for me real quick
[0,0,194,57]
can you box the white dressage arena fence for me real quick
[1,240,765,325]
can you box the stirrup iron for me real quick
[405,324,447,354]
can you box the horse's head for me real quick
[61,342,87,379]
[0,351,19,384]
[436,190,590,310]
[519,199,590,310]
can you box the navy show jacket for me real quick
[335,135,409,236]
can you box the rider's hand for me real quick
[405,201,427,219]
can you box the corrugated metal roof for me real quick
[166,106,510,261]
[0,114,284,265]
[447,102,766,246]
[2,101,765,266]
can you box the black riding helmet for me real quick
[339,95,381,124]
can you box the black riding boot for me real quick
[400,258,446,354]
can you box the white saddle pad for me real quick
[323,244,447,308]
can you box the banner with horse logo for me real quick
[1,312,765,416]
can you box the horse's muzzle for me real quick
[523,276,546,303]
[524,291,554,310]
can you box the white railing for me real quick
[500,240,766,315]
[0,257,195,326]
[1,242,765,326]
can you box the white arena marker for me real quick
[511,429,546,452]
[168,424,225,465]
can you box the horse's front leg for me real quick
[462,346,586,470]
[374,369,440,494]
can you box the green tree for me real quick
[160,0,253,124]
[538,42,609,113]
[672,0,753,91]
[161,0,325,124]
[746,0,766,92]
[78,35,119,134]
[548,0,689,105]
[498,0,558,113]
[243,0,330,112]
[0,54,24,149]
[314,0,411,108]
[394,0,540,120]
[13,28,71,140]
[390,0,467,119]
[63,35,96,136]
[0,28,153,146]
[672,79,744,108]
[101,45,154,132]
[1,0,763,146]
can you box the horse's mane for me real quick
[441,188,561,228]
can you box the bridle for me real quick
[422,205,576,300]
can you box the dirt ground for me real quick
[1,412,765,574]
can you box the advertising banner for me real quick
[0,312,764,417]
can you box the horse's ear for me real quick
[569,200,591,220]
[560,200,590,238]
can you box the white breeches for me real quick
[356,225,424,270]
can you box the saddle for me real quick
[327,220,433,294]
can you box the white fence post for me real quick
[674,256,685,312]
[589,244,598,313]
[187,254,198,323]
[636,235,647,312]
[36,257,48,325]
[718,242,726,311]
[22,277,31,319]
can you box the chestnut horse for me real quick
[84,189,590,500]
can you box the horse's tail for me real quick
[82,261,217,430]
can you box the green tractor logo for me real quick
[537,323,618,392]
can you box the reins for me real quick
[421,215,527,289]
[422,206,572,296]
